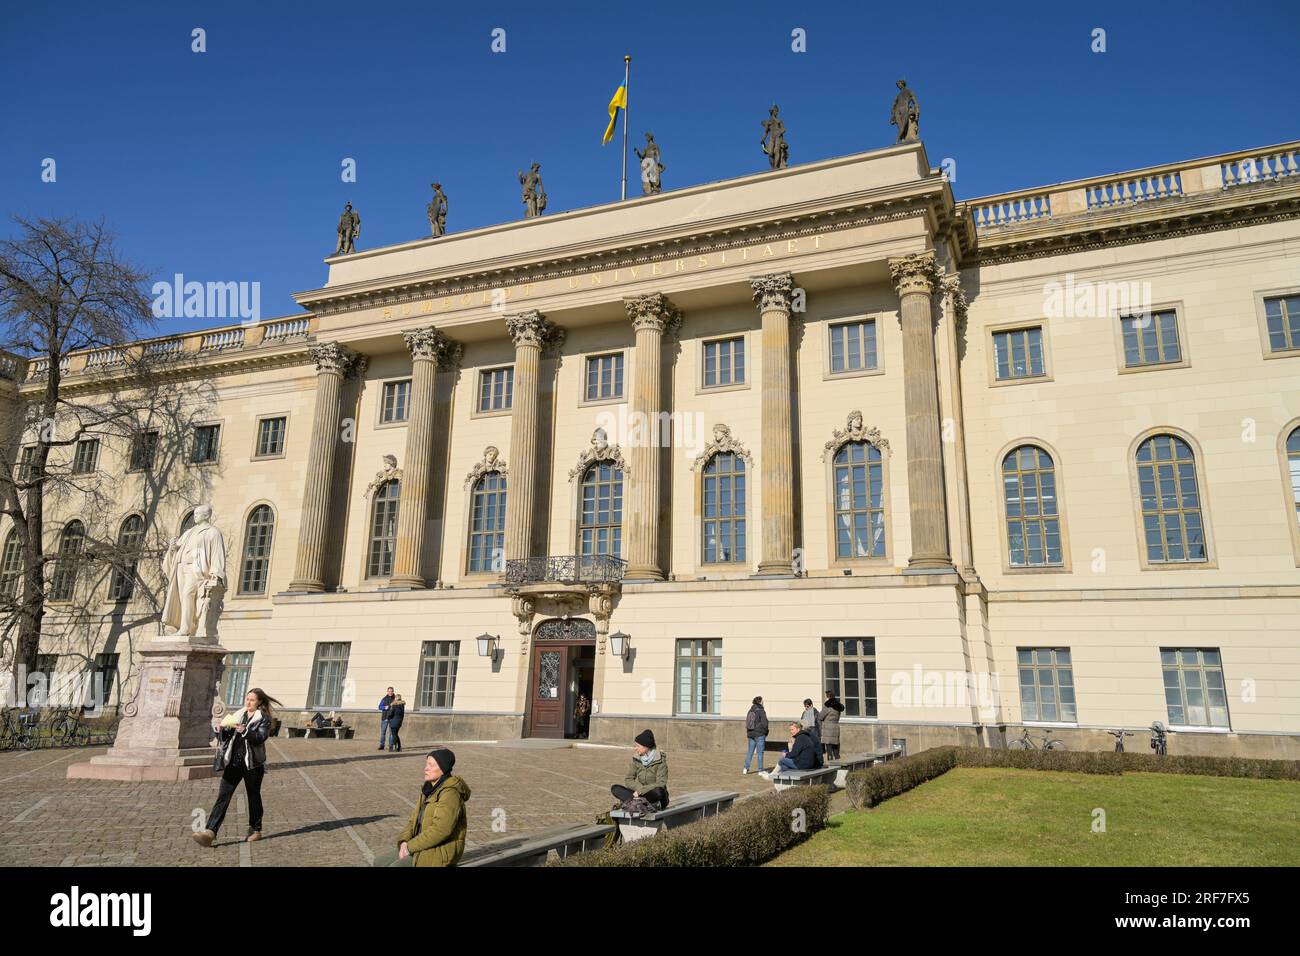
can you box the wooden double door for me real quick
[526,619,597,739]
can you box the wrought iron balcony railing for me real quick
[503,554,627,586]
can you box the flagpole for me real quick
[620,55,631,201]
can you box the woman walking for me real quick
[387,694,405,752]
[819,689,845,762]
[193,687,281,847]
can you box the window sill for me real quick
[1022,721,1079,728]
[989,374,1052,388]
[1168,725,1232,734]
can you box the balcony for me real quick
[503,554,627,587]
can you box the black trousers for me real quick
[206,762,265,834]
[611,784,669,810]
[822,742,841,761]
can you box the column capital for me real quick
[749,272,796,313]
[624,292,681,336]
[888,251,941,298]
[308,341,364,377]
[505,309,560,350]
[940,272,969,322]
[402,326,461,368]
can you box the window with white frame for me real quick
[1017,647,1076,722]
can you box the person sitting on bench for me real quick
[611,729,669,811]
[764,721,822,778]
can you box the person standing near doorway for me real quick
[573,693,591,739]
[744,696,769,774]
[819,690,844,762]
[387,694,405,753]
[378,686,395,751]
[194,688,281,846]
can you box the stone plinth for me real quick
[67,639,228,782]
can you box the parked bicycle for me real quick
[1108,729,1135,753]
[0,708,36,752]
[1149,720,1168,756]
[49,706,93,747]
[1009,727,1067,750]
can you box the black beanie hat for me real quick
[427,747,456,775]
[634,729,656,750]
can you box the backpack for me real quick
[746,708,758,732]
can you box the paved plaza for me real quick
[0,737,773,866]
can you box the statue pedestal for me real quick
[67,639,228,782]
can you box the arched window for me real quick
[579,461,622,558]
[702,452,746,563]
[0,531,22,601]
[833,441,885,559]
[238,506,275,595]
[1136,434,1206,563]
[1002,446,1063,567]
[110,514,145,600]
[1287,426,1300,531]
[367,480,400,578]
[50,520,86,601]
[467,472,506,573]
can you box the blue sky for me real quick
[3,1,1297,336]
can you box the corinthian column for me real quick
[889,251,953,570]
[390,327,461,588]
[503,310,561,566]
[623,293,681,580]
[750,272,797,576]
[289,342,364,592]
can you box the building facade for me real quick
[4,139,1299,757]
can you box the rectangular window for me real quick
[255,417,286,457]
[829,320,878,374]
[702,337,745,388]
[584,353,624,401]
[478,367,514,412]
[16,446,35,481]
[417,640,459,709]
[822,638,878,718]
[381,380,411,423]
[675,639,722,715]
[992,327,1046,381]
[91,653,120,708]
[1121,309,1182,367]
[309,642,351,709]
[221,652,254,707]
[129,431,159,471]
[72,439,100,474]
[1263,294,1300,353]
[191,424,221,463]
[1017,647,1076,722]
[1161,647,1230,728]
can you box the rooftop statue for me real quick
[427,182,448,238]
[635,132,665,195]
[890,79,920,144]
[760,104,789,170]
[519,163,547,218]
[335,202,361,255]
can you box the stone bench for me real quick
[459,822,616,867]
[610,790,739,842]
[769,765,838,790]
[827,750,896,788]
[285,725,351,740]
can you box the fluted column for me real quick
[889,251,953,570]
[390,327,461,588]
[623,293,680,580]
[503,310,560,565]
[750,272,797,576]
[289,342,364,592]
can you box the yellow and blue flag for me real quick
[602,79,626,145]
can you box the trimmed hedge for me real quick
[551,786,830,867]
[955,747,1123,775]
[845,747,959,809]
[1118,752,1300,780]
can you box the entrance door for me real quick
[529,646,567,738]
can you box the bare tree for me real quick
[0,216,215,699]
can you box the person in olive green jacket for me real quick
[397,748,471,867]
[610,729,669,810]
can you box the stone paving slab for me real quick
[0,737,773,867]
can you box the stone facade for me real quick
[5,139,1300,758]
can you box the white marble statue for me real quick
[161,504,227,640]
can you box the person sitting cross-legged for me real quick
[762,721,821,779]
[611,729,669,812]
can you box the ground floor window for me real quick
[309,642,351,708]
[1161,647,1229,728]
[822,638,877,717]
[418,641,459,709]
[222,652,254,706]
[1017,647,1076,722]
[675,639,722,715]
[92,653,120,708]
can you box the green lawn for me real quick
[770,768,1300,866]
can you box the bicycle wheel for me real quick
[1045,739,1068,751]
[1008,737,1031,750]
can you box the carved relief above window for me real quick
[690,424,753,471]
[363,454,402,498]
[535,617,597,641]
[568,428,627,481]
[821,411,890,461]
[464,445,508,488]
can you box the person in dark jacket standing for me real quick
[386,694,405,752]
[743,696,769,774]
[819,690,845,761]
[764,721,821,778]
[194,688,282,846]
[611,729,669,810]
[378,686,395,750]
